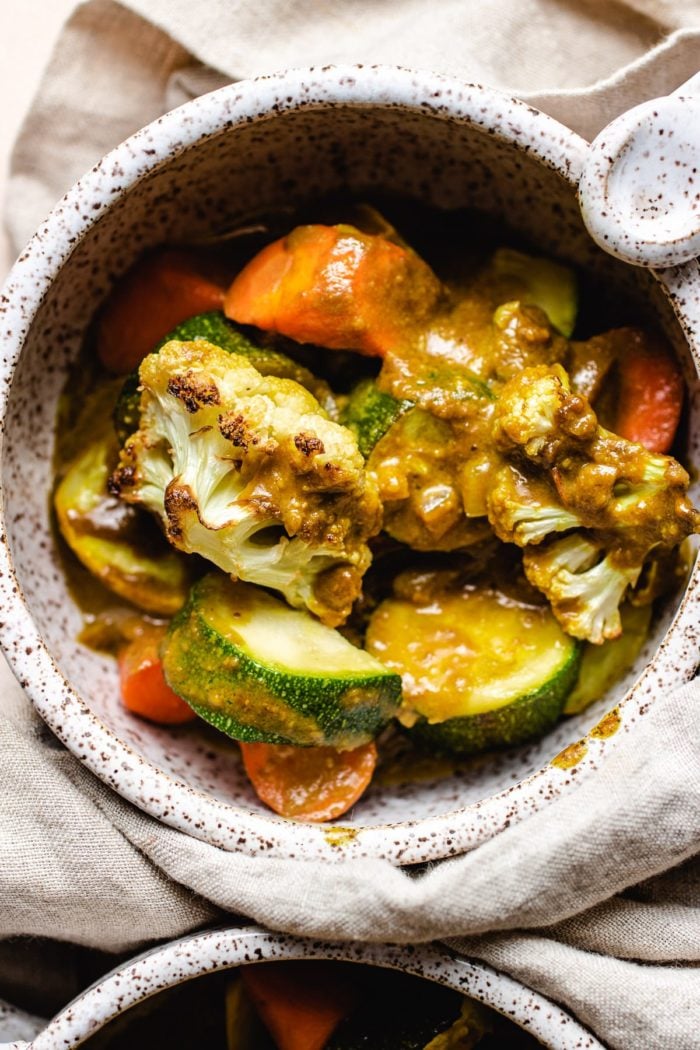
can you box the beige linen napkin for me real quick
[2,3,700,1048]
[1,671,699,1048]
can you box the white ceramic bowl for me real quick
[0,926,603,1050]
[0,65,698,863]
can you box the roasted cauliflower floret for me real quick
[523,535,641,644]
[487,463,584,546]
[110,340,382,626]
[492,363,598,464]
[487,364,700,643]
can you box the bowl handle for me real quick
[579,70,700,268]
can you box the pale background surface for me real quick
[0,0,77,691]
[0,0,78,279]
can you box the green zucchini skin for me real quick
[340,378,412,458]
[152,311,252,354]
[162,575,402,749]
[113,311,334,444]
[113,370,141,447]
[367,577,582,757]
[409,644,581,756]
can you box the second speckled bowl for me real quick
[0,926,603,1050]
[0,65,698,863]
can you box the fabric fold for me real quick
[66,678,700,946]
[444,931,700,1050]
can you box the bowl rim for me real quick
[0,63,698,864]
[25,924,603,1050]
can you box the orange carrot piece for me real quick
[225,227,331,338]
[118,625,196,725]
[225,224,441,356]
[614,328,684,453]
[97,249,225,374]
[240,740,377,822]
[241,962,357,1050]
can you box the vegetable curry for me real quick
[53,201,700,821]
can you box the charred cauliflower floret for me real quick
[110,340,382,626]
[491,363,599,464]
[487,463,584,546]
[523,535,642,645]
[487,364,700,643]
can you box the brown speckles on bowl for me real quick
[0,66,697,864]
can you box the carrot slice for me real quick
[240,740,377,822]
[225,224,441,356]
[225,228,330,338]
[241,962,357,1050]
[97,249,225,374]
[119,625,196,725]
[614,328,683,453]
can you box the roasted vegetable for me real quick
[366,574,580,756]
[340,378,412,458]
[110,339,381,625]
[567,326,683,452]
[241,963,357,1050]
[96,249,225,374]
[489,300,568,381]
[368,408,494,551]
[161,574,401,748]
[522,535,641,648]
[113,310,335,445]
[488,363,700,642]
[119,624,196,725]
[225,224,442,356]
[240,740,378,821]
[54,431,193,616]
[55,204,700,821]
[225,976,275,1050]
[566,333,617,403]
[610,327,684,453]
[564,602,652,715]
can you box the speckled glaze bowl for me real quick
[0,926,603,1050]
[0,66,698,863]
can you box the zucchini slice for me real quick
[564,602,651,715]
[489,247,578,337]
[340,378,412,458]
[113,310,334,443]
[366,582,580,755]
[54,433,193,616]
[162,574,402,748]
